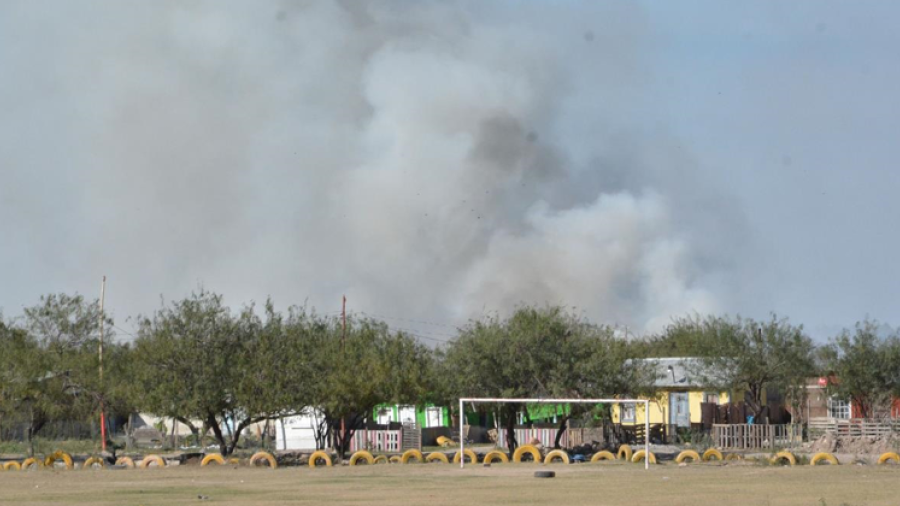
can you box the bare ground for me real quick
[2,460,900,506]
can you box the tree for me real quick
[821,319,900,419]
[665,314,816,421]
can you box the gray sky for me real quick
[1,1,897,342]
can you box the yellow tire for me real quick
[388,456,402,464]
[115,457,135,468]
[543,450,570,465]
[436,436,453,447]
[590,451,616,463]
[139,455,166,468]
[702,449,724,462]
[453,449,478,464]
[878,452,900,465]
[45,451,74,470]
[401,449,424,464]
[810,452,839,466]
[617,445,633,461]
[512,445,542,463]
[676,450,701,464]
[201,453,226,467]
[249,451,277,469]
[631,450,656,464]
[4,461,22,471]
[349,451,375,466]
[483,450,509,464]
[425,452,449,464]
[21,457,41,470]
[308,451,332,467]
[83,457,106,469]
[770,451,796,466]
[725,453,743,461]
[373,455,389,464]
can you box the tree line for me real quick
[2,291,899,455]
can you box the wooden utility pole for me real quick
[98,276,107,453]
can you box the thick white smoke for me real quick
[0,1,738,337]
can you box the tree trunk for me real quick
[207,413,229,456]
[553,416,569,449]
[504,405,518,455]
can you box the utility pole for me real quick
[98,276,107,453]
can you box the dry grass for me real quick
[2,460,899,506]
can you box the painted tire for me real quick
[676,450,701,464]
[770,451,796,466]
[45,451,74,470]
[631,450,656,464]
[401,449,424,464]
[436,436,453,447]
[617,445,633,461]
[877,452,900,465]
[425,452,449,464]
[725,453,743,461]
[543,450,570,465]
[249,451,277,469]
[373,455,389,464]
[201,454,226,466]
[810,452,839,466]
[21,457,41,470]
[139,455,166,468]
[590,451,616,463]
[349,451,375,466]
[453,449,478,464]
[483,450,509,464]
[388,456,402,464]
[83,457,106,469]
[308,451,333,467]
[115,457,135,468]
[512,445,541,463]
[4,461,22,471]
[702,449,724,461]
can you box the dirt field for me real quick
[2,461,900,506]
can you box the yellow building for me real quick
[611,358,743,428]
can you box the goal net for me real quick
[458,397,650,469]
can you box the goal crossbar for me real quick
[458,397,650,470]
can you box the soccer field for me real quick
[2,462,900,506]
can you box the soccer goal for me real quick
[458,397,650,470]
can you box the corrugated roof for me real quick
[629,357,718,389]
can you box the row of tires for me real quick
[0,451,278,471]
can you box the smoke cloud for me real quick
[0,1,748,339]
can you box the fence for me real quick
[808,418,900,437]
[348,429,402,453]
[712,424,802,449]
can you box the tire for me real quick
[631,450,656,464]
[308,451,333,468]
[483,450,509,464]
[139,455,166,468]
[436,436,453,447]
[590,451,616,463]
[4,461,22,471]
[401,449,424,464]
[373,455,389,465]
[676,450,701,464]
[45,451,74,470]
[83,457,106,470]
[543,450,570,465]
[512,445,542,463]
[349,451,375,466]
[115,457,135,469]
[877,452,900,465]
[724,453,742,461]
[617,445,633,461]
[810,452,839,466]
[770,451,796,466]
[388,456,402,464]
[702,449,724,462]
[201,454,226,467]
[249,451,278,469]
[453,449,478,464]
[425,452,449,464]
[534,470,556,478]
[21,457,41,470]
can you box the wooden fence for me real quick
[712,424,802,449]
[349,429,402,453]
[808,418,900,437]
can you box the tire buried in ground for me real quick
[139,455,166,468]
[770,451,796,466]
[401,450,424,464]
[453,449,478,464]
[21,457,41,470]
[877,452,900,465]
[425,452,449,464]
[83,457,106,469]
[590,451,616,463]
[617,445,633,461]
[201,454,226,467]
[373,455,389,465]
[115,457,135,469]
[483,451,509,464]
[388,456,402,464]
[631,450,656,464]
[676,450,701,464]
[702,449,724,462]
[543,450,570,465]
[724,453,743,461]
[308,451,333,468]
[349,451,375,466]
[45,451,74,470]
[810,452,839,466]
[512,445,541,463]
[249,451,278,469]
[4,461,22,471]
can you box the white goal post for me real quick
[458,397,650,470]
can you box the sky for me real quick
[1,1,898,343]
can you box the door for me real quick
[425,407,442,428]
[670,392,690,428]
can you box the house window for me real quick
[622,403,636,423]
[705,393,720,405]
[827,397,850,419]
